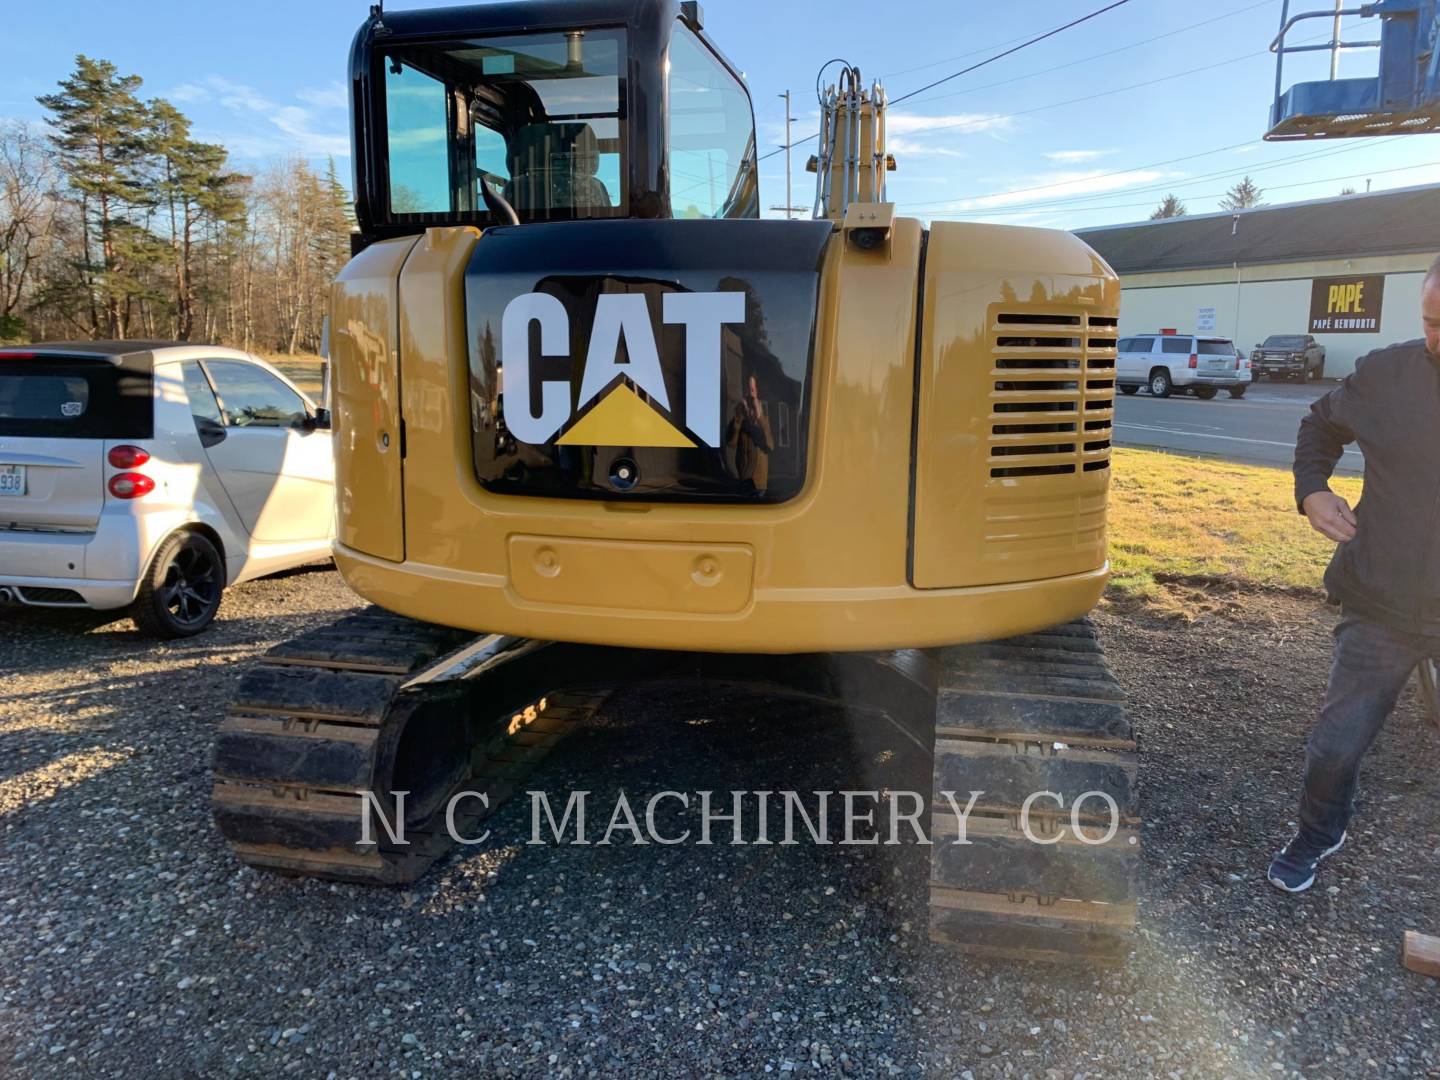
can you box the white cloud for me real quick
[204,76,350,159]
[1045,149,1110,164]
[296,83,348,110]
[888,136,966,158]
[886,111,1012,137]
[937,168,1178,213]
[168,83,210,104]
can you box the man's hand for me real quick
[1302,490,1358,542]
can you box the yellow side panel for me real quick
[913,223,1120,589]
[330,235,421,563]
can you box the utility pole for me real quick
[768,89,807,219]
[1330,0,1343,79]
[783,90,793,218]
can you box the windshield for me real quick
[381,30,627,222]
[1263,335,1307,348]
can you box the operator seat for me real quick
[504,122,611,214]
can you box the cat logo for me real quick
[500,291,745,448]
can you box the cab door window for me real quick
[666,23,757,218]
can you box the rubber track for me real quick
[926,618,1140,965]
[212,608,604,884]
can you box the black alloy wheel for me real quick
[132,531,225,638]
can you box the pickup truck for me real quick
[1251,334,1326,381]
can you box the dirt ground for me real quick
[0,570,1437,1078]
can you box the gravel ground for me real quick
[1,571,1437,1078]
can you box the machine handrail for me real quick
[1270,1,1385,125]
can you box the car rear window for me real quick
[0,358,152,439]
[1197,340,1234,355]
[1264,336,1306,348]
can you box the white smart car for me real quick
[0,341,335,637]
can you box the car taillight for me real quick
[107,444,150,469]
[1188,354,1198,368]
[1235,355,1242,369]
[108,472,155,499]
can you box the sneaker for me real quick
[1267,831,1347,893]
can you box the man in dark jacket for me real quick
[1269,254,1440,892]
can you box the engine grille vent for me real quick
[988,311,1116,479]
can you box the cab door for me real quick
[199,359,334,544]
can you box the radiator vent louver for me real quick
[987,310,1115,480]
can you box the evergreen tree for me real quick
[1219,176,1264,211]
[1149,194,1187,220]
[37,55,156,337]
[149,99,243,339]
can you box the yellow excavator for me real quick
[212,0,1136,964]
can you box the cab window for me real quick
[381,30,627,222]
[666,23,757,219]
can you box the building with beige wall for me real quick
[1076,184,1440,379]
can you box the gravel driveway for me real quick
[1,571,1437,1078]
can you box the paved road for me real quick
[1113,379,1364,475]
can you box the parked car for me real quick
[1116,333,1251,399]
[0,342,334,637]
[1251,334,1326,381]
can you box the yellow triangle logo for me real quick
[556,384,695,448]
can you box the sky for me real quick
[5,0,1438,231]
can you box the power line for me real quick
[895,0,1275,110]
[763,26,1350,168]
[889,0,1133,106]
[908,137,1394,217]
[900,141,1259,209]
[759,0,1136,165]
[920,158,1436,221]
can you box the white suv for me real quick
[0,342,335,636]
[1116,333,1252,400]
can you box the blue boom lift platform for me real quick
[1268,0,1440,138]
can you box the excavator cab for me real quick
[349,0,758,242]
[1266,0,1440,139]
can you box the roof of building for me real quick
[1074,183,1440,274]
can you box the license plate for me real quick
[0,465,25,495]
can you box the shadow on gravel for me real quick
[3,587,1439,1078]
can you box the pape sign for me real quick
[1309,274,1384,333]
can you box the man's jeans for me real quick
[1299,611,1440,847]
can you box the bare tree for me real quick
[0,121,62,339]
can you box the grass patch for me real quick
[1108,447,1361,603]
[260,352,325,398]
